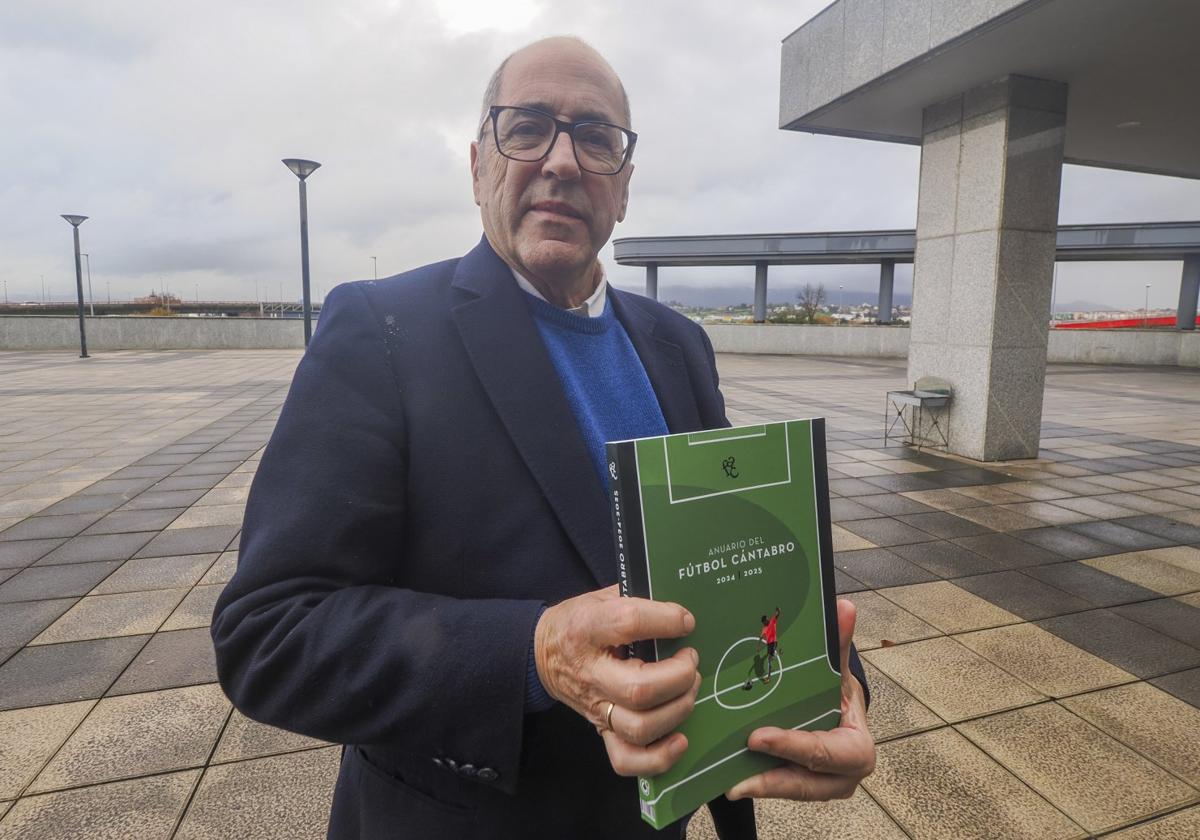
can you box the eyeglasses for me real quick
[483,105,637,175]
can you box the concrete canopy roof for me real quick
[779,0,1200,179]
[612,222,1200,267]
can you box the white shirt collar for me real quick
[510,264,608,318]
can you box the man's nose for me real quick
[541,131,581,180]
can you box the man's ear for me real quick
[470,140,482,207]
[616,162,633,223]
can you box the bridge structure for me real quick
[614,221,1200,329]
[0,300,320,318]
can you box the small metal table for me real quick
[885,388,951,450]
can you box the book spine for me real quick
[809,418,842,673]
[605,440,656,663]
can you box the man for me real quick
[759,607,780,684]
[212,36,874,839]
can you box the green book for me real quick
[605,418,842,830]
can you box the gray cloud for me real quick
[2,0,1197,310]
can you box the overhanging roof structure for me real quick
[779,0,1200,179]
[613,222,1200,267]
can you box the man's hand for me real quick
[726,598,875,802]
[534,585,700,777]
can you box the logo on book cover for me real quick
[609,461,618,481]
[721,456,739,479]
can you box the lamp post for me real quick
[371,256,377,280]
[1144,284,1151,329]
[282,158,321,345]
[81,253,94,315]
[60,215,89,358]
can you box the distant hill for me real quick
[611,283,912,308]
[1054,299,1118,313]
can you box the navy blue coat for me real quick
[212,237,867,839]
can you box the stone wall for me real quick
[2,316,1197,367]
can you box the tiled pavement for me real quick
[1,350,1199,839]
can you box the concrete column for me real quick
[908,76,1068,461]
[1178,256,1199,330]
[645,264,658,300]
[877,260,895,324]
[753,262,768,323]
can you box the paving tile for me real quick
[829,498,878,522]
[1012,526,1118,560]
[91,553,217,595]
[856,494,938,517]
[1049,496,1142,519]
[951,484,1030,505]
[890,540,1009,578]
[1023,561,1163,608]
[957,702,1197,835]
[29,588,188,645]
[1097,493,1190,515]
[1083,548,1200,596]
[1106,806,1200,839]
[843,590,941,651]
[840,517,938,548]
[0,514,102,543]
[0,700,94,799]
[834,548,938,589]
[953,570,1092,620]
[212,709,330,764]
[0,560,120,603]
[1037,609,1200,679]
[119,488,208,511]
[997,501,1096,526]
[1152,668,1200,708]
[0,635,149,711]
[29,683,230,792]
[688,787,908,840]
[134,525,240,558]
[949,505,1047,533]
[1067,521,1176,551]
[1061,682,1200,787]
[174,747,341,840]
[0,769,199,840]
[199,551,237,585]
[0,539,66,570]
[827,478,888,498]
[863,636,1043,722]
[107,627,218,695]
[877,581,1023,634]
[0,598,77,649]
[859,661,944,742]
[148,474,224,492]
[899,488,989,510]
[34,531,157,566]
[1116,514,1200,546]
[831,525,876,552]
[955,623,1135,697]
[894,510,996,539]
[954,532,1064,569]
[38,494,129,516]
[166,503,246,531]
[1113,597,1200,648]
[834,569,867,594]
[1001,481,1076,501]
[81,507,185,535]
[862,728,1082,840]
[160,584,224,631]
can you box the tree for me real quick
[796,283,827,323]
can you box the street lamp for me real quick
[80,253,94,315]
[282,158,321,345]
[60,214,89,358]
[1144,283,1151,329]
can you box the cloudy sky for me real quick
[3,0,1198,309]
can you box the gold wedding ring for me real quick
[604,701,615,731]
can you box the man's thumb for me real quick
[836,598,856,674]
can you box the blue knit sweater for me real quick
[523,292,669,711]
[525,293,668,485]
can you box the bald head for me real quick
[479,36,631,133]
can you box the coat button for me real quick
[444,758,458,772]
[432,758,444,769]
[477,767,499,782]
[459,764,477,778]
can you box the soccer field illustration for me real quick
[614,420,842,828]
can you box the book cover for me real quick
[605,418,841,830]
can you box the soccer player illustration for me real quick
[742,607,782,690]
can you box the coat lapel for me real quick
[450,238,616,586]
[609,289,703,434]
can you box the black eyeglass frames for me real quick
[483,105,636,175]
